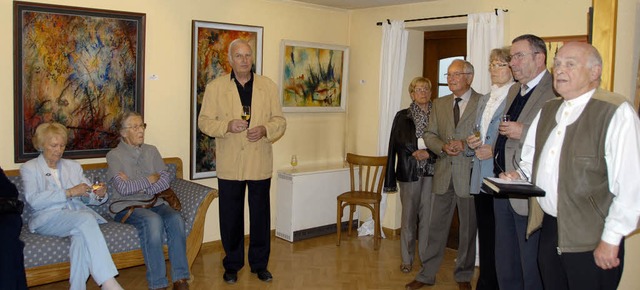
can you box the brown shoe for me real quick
[457,282,472,290]
[173,279,189,290]
[405,280,427,290]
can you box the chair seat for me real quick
[337,191,381,203]
[336,153,387,250]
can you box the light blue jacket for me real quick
[20,155,107,231]
[469,91,508,194]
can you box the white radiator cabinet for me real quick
[275,164,357,242]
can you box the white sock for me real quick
[101,277,124,290]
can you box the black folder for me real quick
[482,177,545,197]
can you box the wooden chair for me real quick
[336,153,388,250]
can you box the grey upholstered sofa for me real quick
[4,157,217,287]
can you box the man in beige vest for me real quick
[503,42,640,290]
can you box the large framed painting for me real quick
[280,40,349,112]
[190,21,263,179]
[13,2,145,162]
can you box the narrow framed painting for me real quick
[13,2,145,162]
[280,40,349,112]
[190,21,263,179]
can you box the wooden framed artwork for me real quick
[542,35,588,72]
[190,20,263,179]
[13,2,145,162]
[280,40,349,112]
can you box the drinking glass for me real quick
[241,106,251,121]
[290,154,298,171]
[472,124,481,138]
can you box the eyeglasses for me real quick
[489,63,509,69]
[444,72,471,78]
[510,51,540,61]
[123,123,147,131]
[413,87,431,93]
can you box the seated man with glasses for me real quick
[106,111,191,290]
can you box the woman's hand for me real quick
[412,149,430,161]
[67,183,91,197]
[93,182,107,198]
[466,134,482,150]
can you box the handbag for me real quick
[0,197,24,215]
[109,188,181,223]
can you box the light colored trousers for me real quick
[34,210,117,290]
[398,177,433,267]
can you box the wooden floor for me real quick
[32,233,478,290]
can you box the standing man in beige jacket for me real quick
[198,39,286,285]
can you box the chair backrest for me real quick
[345,153,387,194]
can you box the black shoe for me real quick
[223,271,238,284]
[251,269,273,282]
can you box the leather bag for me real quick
[109,188,181,223]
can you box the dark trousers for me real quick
[218,178,271,273]
[0,214,28,290]
[474,194,499,290]
[539,214,624,290]
[494,198,542,290]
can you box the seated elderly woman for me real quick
[106,111,190,290]
[19,122,123,290]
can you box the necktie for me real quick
[454,97,462,127]
[521,84,529,95]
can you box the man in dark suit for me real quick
[405,59,480,290]
[493,34,556,290]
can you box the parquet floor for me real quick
[32,233,478,289]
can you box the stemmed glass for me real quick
[290,154,298,171]
[242,106,251,121]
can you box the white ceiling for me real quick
[290,0,432,10]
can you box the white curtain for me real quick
[358,20,408,238]
[467,10,505,95]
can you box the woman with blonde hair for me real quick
[20,122,122,290]
[384,77,436,279]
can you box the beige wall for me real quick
[2,0,639,287]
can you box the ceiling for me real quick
[290,0,431,10]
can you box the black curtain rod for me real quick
[376,8,508,26]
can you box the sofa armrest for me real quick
[170,178,216,235]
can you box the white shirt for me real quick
[522,70,546,95]
[481,81,515,138]
[520,89,640,245]
[454,89,473,116]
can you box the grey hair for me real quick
[228,39,253,62]
[116,111,142,132]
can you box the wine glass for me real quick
[472,124,481,139]
[290,154,298,170]
[92,179,104,201]
[501,114,511,123]
[241,105,251,121]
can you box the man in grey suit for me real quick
[405,59,479,290]
[492,34,557,290]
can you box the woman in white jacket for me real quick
[20,122,123,290]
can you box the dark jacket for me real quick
[384,109,435,192]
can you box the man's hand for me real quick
[247,125,266,142]
[594,240,620,270]
[499,121,524,139]
[147,173,160,184]
[227,119,249,133]
[499,171,520,180]
[443,140,463,156]
[412,149,430,161]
